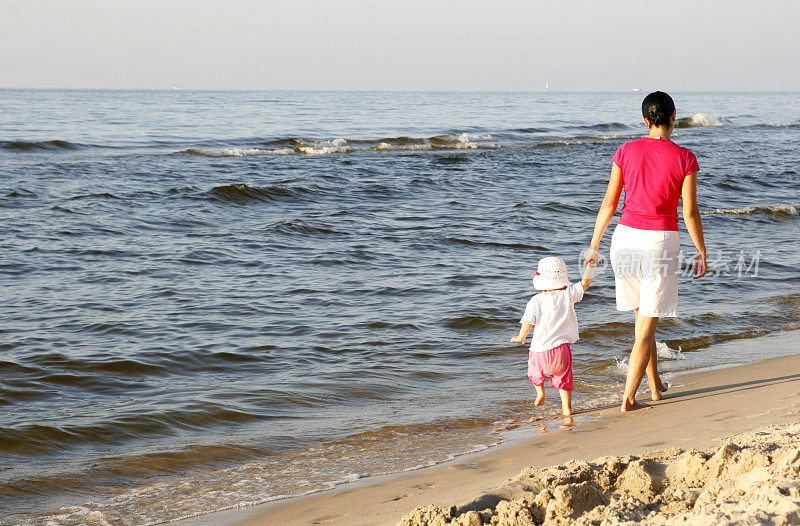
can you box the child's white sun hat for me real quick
[533,257,571,290]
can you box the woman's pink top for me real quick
[612,137,699,231]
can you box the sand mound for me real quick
[397,422,800,525]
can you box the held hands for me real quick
[583,247,600,266]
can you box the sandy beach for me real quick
[183,329,800,526]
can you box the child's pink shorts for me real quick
[527,342,573,391]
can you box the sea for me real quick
[1,90,798,525]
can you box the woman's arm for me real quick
[588,163,624,257]
[681,171,707,279]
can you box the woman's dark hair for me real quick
[641,91,675,127]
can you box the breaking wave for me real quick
[676,113,724,128]
[180,133,497,157]
[185,147,292,157]
[703,204,798,218]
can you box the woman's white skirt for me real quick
[609,224,680,317]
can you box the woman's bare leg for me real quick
[621,309,659,411]
[637,310,665,400]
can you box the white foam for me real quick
[768,204,799,215]
[611,341,683,375]
[402,143,433,150]
[188,147,294,157]
[656,341,685,360]
[704,206,757,215]
[450,133,478,149]
[372,142,432,151]
[612,356,629,375]
[297,138,351,155]
[703,204,799,216]
[191,148,272,157]
[684,113,723,127]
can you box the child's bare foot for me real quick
[620,400,649,412]
[561,409,573,416]
[534,385,545,406]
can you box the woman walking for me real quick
[587,91,707,412]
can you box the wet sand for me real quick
[183,330,800,526]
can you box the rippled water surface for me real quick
[1,90,799,524]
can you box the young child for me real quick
[511,256,593,415]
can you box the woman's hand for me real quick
[694,251,707,279]
[510,334,525,343]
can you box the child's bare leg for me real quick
[621,310,659,412]
[559,389,572,416]
[533,384,545,406]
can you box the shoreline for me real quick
[180,329,800,526]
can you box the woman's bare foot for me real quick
[647,373,667,401]
[620,400,649,412]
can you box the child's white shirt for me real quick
[520,282,584,352]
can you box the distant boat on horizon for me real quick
[171,85,182,91]
[633,88,642,92]
[544,83,550,92]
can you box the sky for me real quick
[1,0,799,91]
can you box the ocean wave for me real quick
[576,134,643,142]
[185,147,290,157]
[575,122,629,131]
[755,122,800,128]
[535,140,586,148]
[24,416,501,526]
[180,133,498,157]
[0,405,270,456]
[676,113,724,128]
[4,188,37,198]
[702,204,798,217]
[296,138,352,155]
[509,127,551,133]
[206,183,314,203]
[267,219,346,236]
[1,139,83,151]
